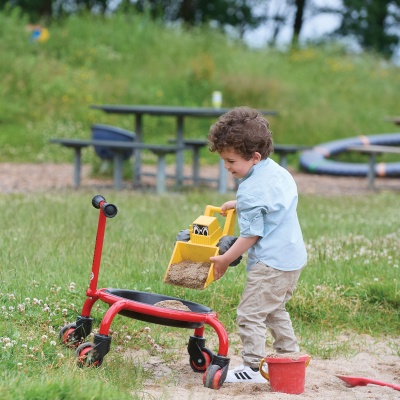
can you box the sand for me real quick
[154,300,191,312]
[127,334,400,400]
[164,260,211,289]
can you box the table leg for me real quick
[134,114,143,185]
[113,153,124,190]
[176,116,184,186]
[192,145,200,186]
[279,154,288,169]
[218,159,227,194]
[72,147,82,188]
[367,153,376,189]
[156,154,166,194]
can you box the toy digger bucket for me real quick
[165,205,236,289]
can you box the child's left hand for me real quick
[210,255,230,280]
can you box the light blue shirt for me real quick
[236,158,307,272]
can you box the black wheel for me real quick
[190,348,213,372]
[217,236,242,266]
[59,324,80,348]
[175,229,190,243]
[76,342,103,367]
[203,364,223,389]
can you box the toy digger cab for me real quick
[164,205,236,290]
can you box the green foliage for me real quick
[338,0,400,58]
[1,12,400,165]
[1,376,135,400]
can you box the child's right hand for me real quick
[220,200,237,216]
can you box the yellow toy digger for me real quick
[164,205,241,290]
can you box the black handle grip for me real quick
[92,195,105,209]
[102,203,118,218]
[91,195,118,218]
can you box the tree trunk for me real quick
[291,0,306,48]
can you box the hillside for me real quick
[1,10,400,165]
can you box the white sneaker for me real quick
[225,364,266,383]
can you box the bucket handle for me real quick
[259,357,311,381]
[259,358,270,381]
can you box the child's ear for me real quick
[252,152,262,164]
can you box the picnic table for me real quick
[90,104,278,186]
[384,116,400,126]
[347,144,400,189]
[49,138,183,193]
[50,138,309,193]
[273,144,311,169]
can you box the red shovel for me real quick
[336,375,400,391]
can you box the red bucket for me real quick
[259,354,310,394]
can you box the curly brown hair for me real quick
[208,106,273,160]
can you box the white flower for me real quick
[153,344,163,353]
[9,294,15,301]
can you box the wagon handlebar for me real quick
[91,195,118,218]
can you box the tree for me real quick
[123,0,265,36]
[318,0,400,58]
[1,0,110,20]
[291,0,307,47]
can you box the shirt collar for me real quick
[241,158,269,181]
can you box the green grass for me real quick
[1,191,399,397]
[1,10,400,168]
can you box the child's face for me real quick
[219,148,261,179]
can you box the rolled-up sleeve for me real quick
[239,207,265,237]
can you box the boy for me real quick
[208,106,307,383]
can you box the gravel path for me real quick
[1,162,399,195]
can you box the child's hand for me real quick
[220,200,237,216]
[210,255,230,280]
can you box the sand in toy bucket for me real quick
[164,260,211,290]
[260,353,311,394]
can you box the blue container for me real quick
[91,124,135,160]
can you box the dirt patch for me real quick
[1,162,400,195]
[164,260,211,290]
[154,300,191,312]
[130,335,400,400]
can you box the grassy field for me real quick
[1,190,399,398]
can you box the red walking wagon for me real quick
[59,195,230,389]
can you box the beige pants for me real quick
[237,262,303,368]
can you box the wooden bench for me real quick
[347,144,400,189]
[168,140,310,189]
[273,144,311,169]
[168,138,227,192]
[49,138,183,193]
